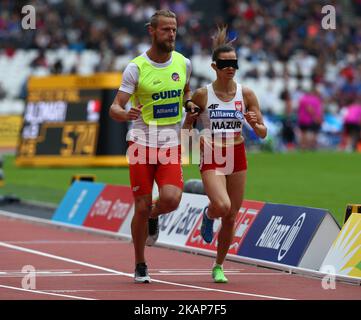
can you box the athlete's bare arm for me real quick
[182,87,207,129]
[243,86,267,139]
[183,82,192,103]
[109,90,141,122]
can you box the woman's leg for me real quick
[200,169,231,244]
[201,170,231,219]
[216,170,247,265]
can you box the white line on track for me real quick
[0,284,95,300]
[151,272,290,276]
[44,289,204,293]
[150,268,244,271]
[0,272,291,278]
[7,240,124,244]
[0,241,294,300]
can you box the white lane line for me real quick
[0,269,79,272]
[0,273,120,278]
[44,289,203,293]
[0,241,294,300]
[151,269,245,271]
[0,284,95,300]
[151,272,289,276]
[8,240,124,244]
[0,272,290,278]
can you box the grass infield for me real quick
[1,152,361,226]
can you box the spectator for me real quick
[341,97,361,151]
[0,82,6,100]
[30,50,48,68]
[0,0,361,154]
[297,84,324,150]
[51,60,63,74]
[280,86,296,150]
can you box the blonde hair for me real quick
[211,25,236,61]
[146,10,177,28]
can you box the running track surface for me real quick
[0,216,360,300]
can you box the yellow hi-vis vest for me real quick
[130,51,186,126]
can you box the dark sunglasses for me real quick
[215,59,239,70]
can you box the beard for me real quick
[154,35,175,53]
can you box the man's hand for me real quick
[110,103,142,122]
[126,105,142,121]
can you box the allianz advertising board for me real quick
[237,204,327,266]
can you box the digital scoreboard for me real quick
[16,73,129,167]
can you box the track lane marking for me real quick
[0,241,294,300]
[0,284,95,300]
[0,272,288,278]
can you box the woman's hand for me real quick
[183,101,200,128]
[244,111,258,126]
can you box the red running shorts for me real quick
[199,142,247,175]
[128,142,183,197]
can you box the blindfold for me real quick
[215,59,239,70]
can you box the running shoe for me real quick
[146,217,159,246]
[200,206,214,243]
[212,265,228,283]
[134,262,151,283]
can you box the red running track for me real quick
[0,215,360,300]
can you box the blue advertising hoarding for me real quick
[237,203,327,266]
[52,181,105,225]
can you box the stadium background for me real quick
[0,0,361,226]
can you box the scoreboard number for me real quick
[61,123,98,156]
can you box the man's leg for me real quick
[132,194,152,264]
[150,184,182,218]
[128,142,155,282]
[147,152,184,244]
[146,184,182,246]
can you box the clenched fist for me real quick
[245,111,258,126]
[126,105,142,121]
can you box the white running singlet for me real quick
[199,83,246,139]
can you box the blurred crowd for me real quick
[0,0,360,151]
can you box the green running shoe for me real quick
[212,265,228,283]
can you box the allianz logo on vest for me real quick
[210,110,236,119]
[152,89,182,101]
[153,103,179,118]
[255,213,306,261]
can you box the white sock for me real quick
[213,262,223,269]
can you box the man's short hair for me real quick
[146,10,177,28]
